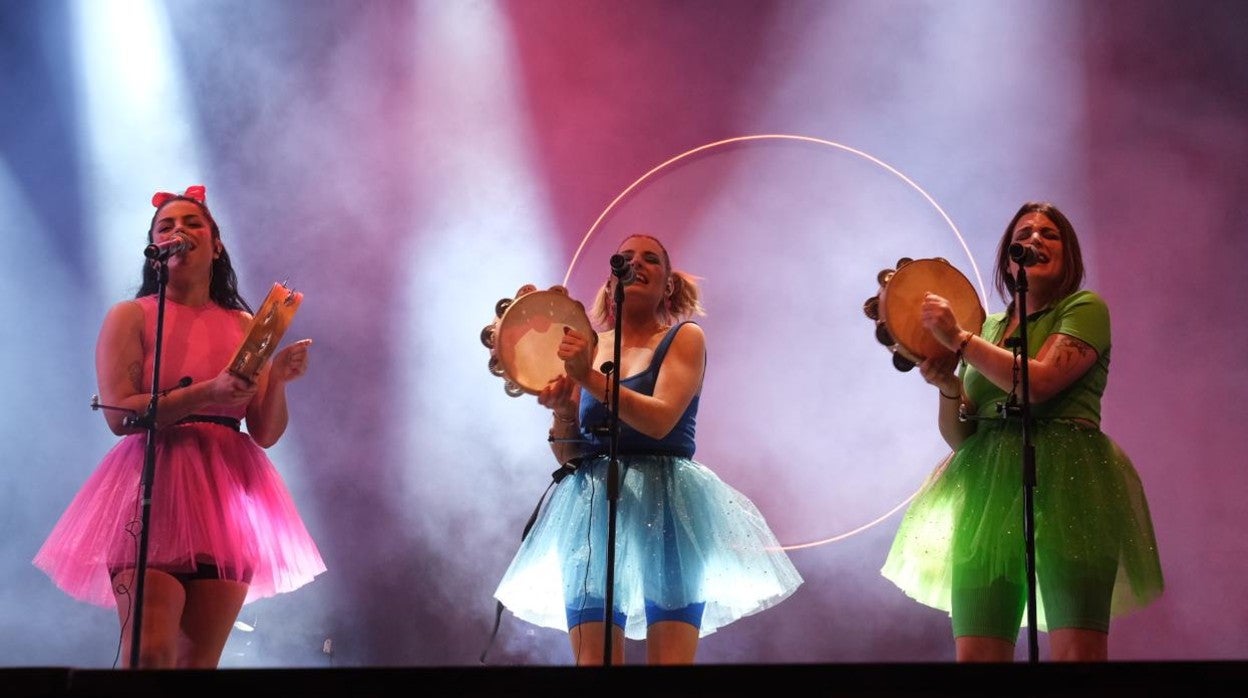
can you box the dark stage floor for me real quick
[5,661,1246,697]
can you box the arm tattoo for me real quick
[127,361,143,392]
[1051,335,1093,368]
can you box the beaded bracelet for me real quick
[955,332,973,361]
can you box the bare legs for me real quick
[568,620,698,666]
[955,636,1015,662]
[645,620,698,665]
[569,622,624,666]
[956,629,1109,663]
[112,568,249,668]
[1049,628,1108,662]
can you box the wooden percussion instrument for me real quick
[863,257,984,372]
[481,284,594,397]
[228,282,303,382]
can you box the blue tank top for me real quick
[577,321,700,458]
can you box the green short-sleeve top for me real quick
[962,289,1111,426]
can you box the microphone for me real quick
[158,376,193,397]
[1009,242,1040,267]
[609,254,635,285]
[145,234,191,261]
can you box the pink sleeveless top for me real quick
[138,295,246,420]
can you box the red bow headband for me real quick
[151,185,207,208]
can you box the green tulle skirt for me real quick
[881,419,1164,633]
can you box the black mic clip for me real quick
[551,462,578,484]
[122,414,148,429]
[959,402,1011,423]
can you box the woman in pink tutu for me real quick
[34,185,326,668]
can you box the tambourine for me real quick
[228,281,303,382]
[863,257,985,372]
[480,284,594,397]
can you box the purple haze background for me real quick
[2,0,1245,667]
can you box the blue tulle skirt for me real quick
[494,454,803,640]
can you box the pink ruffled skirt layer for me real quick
[34,423,326,607]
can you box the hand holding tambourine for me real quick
[920,291,963,349]
[863,257,984,372]
[481,284,595,397]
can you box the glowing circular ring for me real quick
[563,133,987,550]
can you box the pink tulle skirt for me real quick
[34,422,326,607]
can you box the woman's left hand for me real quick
[538,374,578,416]
[918,352,961,396]
[269,338,312,385]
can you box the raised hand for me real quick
[269,338,313,385]
[921,292,962,350]
[557,327,594,384]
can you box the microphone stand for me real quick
[1003,265,1039,663]
[123,256,176,668]
[600,269,627,665]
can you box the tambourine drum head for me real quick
[878,259,984,364]
[494,290,593,395]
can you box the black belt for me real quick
[175,414,241,431]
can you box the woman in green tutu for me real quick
[881,201,1164,661]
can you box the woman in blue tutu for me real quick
[881,201,1164,661]
[493,233,803,665]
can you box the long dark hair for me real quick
[993,201,1085,312]
[136,196,252,313]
